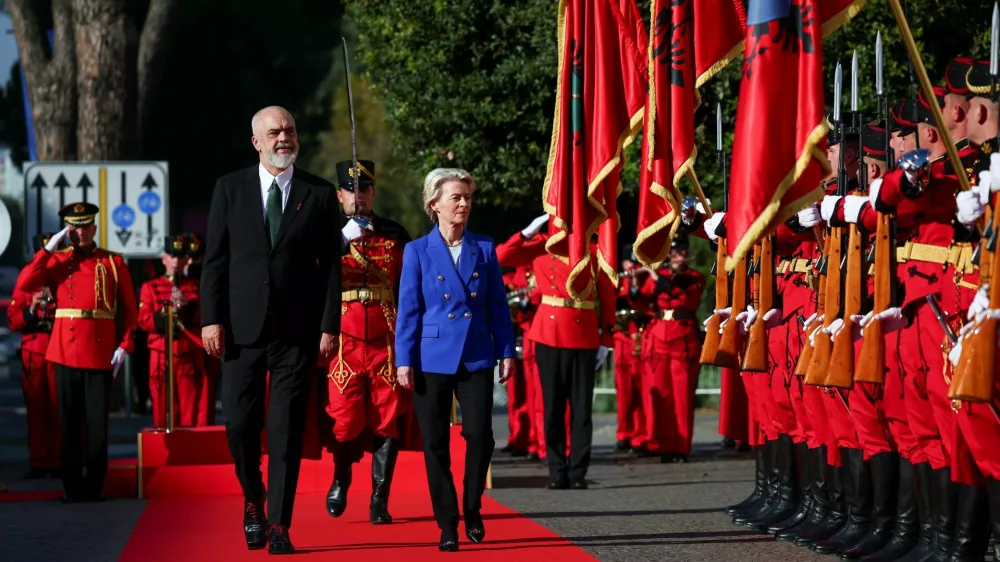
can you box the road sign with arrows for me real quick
[22,161,169,257]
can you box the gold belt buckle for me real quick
[358,288,371,303]
[80,310,93,319]
[562,298,574,308]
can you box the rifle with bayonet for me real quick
[701,104,737,367]
[742,235,774,372]
[806,62,847,386]
[827,51,868,388]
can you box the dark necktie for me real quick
[265,180,283,247]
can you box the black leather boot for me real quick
[841,452,898,560]
[370,436,399,525]
[814,447,873,554]
[747,434,799,531]
[943,483,989,562]
[327,462,352,517]
[861,457,920,562]
[926,468,957,561]
[726,443,767,515]
[733,439,778,525]
[767,441,813,534]
[777,445,828,543]
[986,478,1000,562]
[796,450,847,547]
[891,462,937,562]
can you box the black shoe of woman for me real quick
[465,513,486,544]
[439,530,459,552]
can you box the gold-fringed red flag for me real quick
[543,0,648,300]
[694,0,748,88]
[725,0,864,271]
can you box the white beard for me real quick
[264,148,297,170]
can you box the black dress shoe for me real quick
[465,513,486,543]
[326,464,352,518]
[24,467,47,479]
[243,500,268,550]
[528,452,540,461]
[439,530,459,552]
[548,478,569,490]
[266,524,294,555]
[616,439,631,451]
[571,479,588,490]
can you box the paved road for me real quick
[0,362,827,561]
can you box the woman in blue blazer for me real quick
[395,168,516,552]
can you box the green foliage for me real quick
[348,0,558,209]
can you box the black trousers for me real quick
[412,367,494,535]
[55,365,112,498]
[535,343,597,481]
[222,325,315,527]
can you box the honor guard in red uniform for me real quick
[18,202,139,502]
[613,247,653,452]
[137,235,205,428]
[324,159,413,525]
[8,233,61,478]
[640,235,704,463]
[501,266,534,457]
[183,233,218,426]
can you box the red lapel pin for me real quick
[296,202,303,211]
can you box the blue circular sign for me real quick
[112,205,136,228]
[137,191,161,215]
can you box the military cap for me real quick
[966,59,1000,97]
[185,233,203,258]
[58,202,99,226]
[826,112,860,147]
[32,232,56,253]
[862,119,888,161]
[915,87,948,125]
[945,57,974,97]
[670,234,690,251]
[163,235,189,257]
[335,160,376,190]
[891,99,918,136]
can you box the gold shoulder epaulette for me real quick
[55,247,72,254]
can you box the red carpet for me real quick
[0,490,64,503]
[120,452,596,561]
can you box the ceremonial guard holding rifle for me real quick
[613,248,652,453]
[323,158,414,525]
[137,235,204,429]
[18,202,139,503]
[8,233,61,479]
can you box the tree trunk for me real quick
[135,0,179,157]
[7,0,77,161]
[73,0,132,161]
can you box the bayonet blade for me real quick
[851,50,859,113]
[992,3,999,76]
[716,103,723,152]
[834,62,843,124]
[342,37,359,189]
[876,32,884,96]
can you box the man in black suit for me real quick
[200,106,342,555]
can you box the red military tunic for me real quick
[324,215,416,446]
[137,275,205,428]
[8,273,60,472]
[641,264,705,456]
[502,268,534,452]
[614,269,653,447]
[19,246,138,369]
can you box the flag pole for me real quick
[886,0,971,193]
[685,169,713,218]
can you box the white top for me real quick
[447,243,462,267]
[258,163,293,218]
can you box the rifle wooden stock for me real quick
[805,229,843,385]
[855,212,892,384]
[826,223,864,388]
[743,237,774,372]
[949,206,999,402]
[701,237,735,367]
[717,252,749,368]
[795,269,825,376]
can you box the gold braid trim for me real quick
[327,334,355,393]
[378,334,398,390]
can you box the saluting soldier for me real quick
[8,233,61,479]
[137,235,204,428]
[323,159,414,525]
[17,202,139,503]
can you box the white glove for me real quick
[735,306,757,335]
[808,323,824,346]
[797,205,822,228]
[968,285,990,321]
[980,171,995,198]
[843,196,868,224]
[595,346,610,371]
[956,190,986,226]
[868,178,883,208]
[762,309,782,328]
[46,226,70,252]
[948,340,963,366]
[715,307,734,333]
[803,312,818,329]
[341,219,366,245]
[521,214,549,239]
[704,212,725,242]
[990,153,1000,188]
[822,318,844,339]
[111,347,128,379]
[861,307,907,336]
[820,196,842,222]
[974,308,1000,324]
